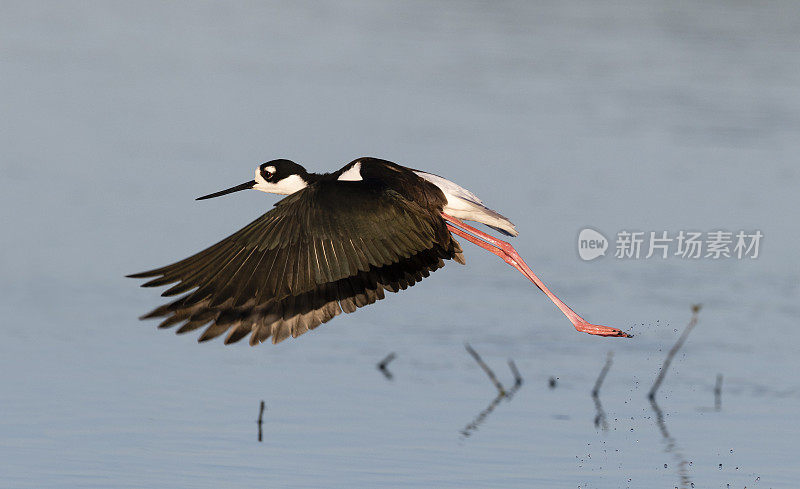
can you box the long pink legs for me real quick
[442,213,631,338]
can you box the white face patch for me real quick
[253,168,308,195]
[337,161,362,181]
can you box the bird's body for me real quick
[129,157,631,345]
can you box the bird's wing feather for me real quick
[150,246,450,346]
[129,182,460,343]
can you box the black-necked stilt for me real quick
[129,157,631,345]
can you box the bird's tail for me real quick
[414,171,519,237]
[446,198,519,237]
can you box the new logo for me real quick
[578,228,608,261]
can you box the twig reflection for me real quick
[649,397,692,489]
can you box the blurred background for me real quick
[1,1,798,488]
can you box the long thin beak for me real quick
[196,180,255,200]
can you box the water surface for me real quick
[1,1,798,487]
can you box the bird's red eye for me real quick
[261,169,273,180]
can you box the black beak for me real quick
[196,180,255,200]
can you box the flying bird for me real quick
[129,157,632,345]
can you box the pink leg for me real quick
[443,213,631,338]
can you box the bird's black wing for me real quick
[129,182,464,345]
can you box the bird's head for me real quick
[196,159,309,200]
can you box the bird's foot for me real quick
[574,321,633,338]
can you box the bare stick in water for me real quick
[592,351,614,397]
[377,352,396,380]
[508,359,523,389]
[461,354,524,437]
[257,400,266,442]
[648,304,702,400]
[465,343,505,395]
[591,351,614,430]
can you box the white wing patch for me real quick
[414,171,484,205]
[338,162,363,181]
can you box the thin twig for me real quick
[502,360,524,401]
[591,351,613,430]
[648,304,702,400]
[592,351,614,397]
[508,359,523,388]
[465,343,505,395]
[714,373,723,411]
[377,352,396,380]
[257,400,265,442]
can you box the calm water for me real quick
[2,1,799,488]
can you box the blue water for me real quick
[1,1,798,487]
